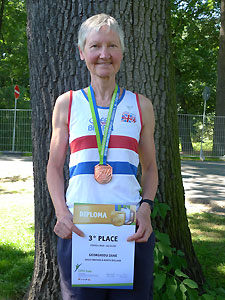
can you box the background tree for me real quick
[213,0,225,155]
[0,0,5,34]
[26,0,204,298]
[172,0,220,115]
[171,0,220,152]
[0,0,29,109]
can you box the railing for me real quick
[178,114,225,158]
[0,109,32,153]
[0,110,225,157]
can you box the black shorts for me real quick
[57,232,155,300]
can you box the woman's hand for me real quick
[127,203,152,243]
[54,209,84,239]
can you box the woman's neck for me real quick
[90,77,117,107]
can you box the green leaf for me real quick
[202,294,215,300]
[166,277,177,299]
[177,249,185,257]
[216,288,225,296]
[162,293,169,300]
[157,242,172,258]
[207,0,214,10]
[155,231,171,245]
[187,288,199,300]
[151,205,158,219]
[182,279,198,289]
[158,203,171,219]
[154,273,166,290]
[180,283,187,299]
[175,269,189,278]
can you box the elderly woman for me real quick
[47,13,158,300]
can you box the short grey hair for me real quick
[78,13,125,52]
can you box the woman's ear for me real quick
[78,46,85,61]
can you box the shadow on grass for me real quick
[0,175,33,195]
[1,176,32,183]
[188,213,225,289]
[0,243,34,299]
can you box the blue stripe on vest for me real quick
[69,161,138,178]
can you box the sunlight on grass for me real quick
[179,140,213,153]
[188,212,225,289]
[0,198,34,299]
[192,140,213,152]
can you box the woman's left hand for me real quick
[127,203,152,243]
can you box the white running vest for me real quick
[66,88,143,213]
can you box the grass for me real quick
[0,196,224,299]
[179,140,214,153]
[192,140,213,152]
[179,140,225,161]
[181,156,225,161]
[187,212,225,290]
[0,197,34,300]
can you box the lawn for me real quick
[0,196,34,300]
[0,197,225,299]
[188,213,225,289]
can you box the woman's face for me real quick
[79,25,123,80]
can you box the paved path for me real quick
[181,160,225,215]
[0,154,33,178]
[0,155,224,215]
[0,154,34,204]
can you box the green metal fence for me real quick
[178,114,225,158]
[0,109,32,153]
[0,110,225,157]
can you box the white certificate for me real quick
[72,204,136,289]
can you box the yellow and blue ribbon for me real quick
[88,84,119,165]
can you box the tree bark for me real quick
[26,0,204,298]
[213,0,225,156]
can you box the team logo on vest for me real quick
[88,117,114,132]
[121,112,136,123]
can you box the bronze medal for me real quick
[94,164,112,184]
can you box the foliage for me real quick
[171,0,220,115]
[153,199,225,299]
[0,189,34,299]
[0,0,221,114]
[0,0,30,109]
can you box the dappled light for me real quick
[0,183,34,299]
[188,213,225,288]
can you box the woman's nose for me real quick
[99,47,110,59]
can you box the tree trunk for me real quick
[26,0,204,298]
[213,0,225,156]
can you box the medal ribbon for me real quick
[88,84,119,165]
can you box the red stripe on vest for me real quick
[70,135,138,154]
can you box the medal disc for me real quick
[94,164,112,184]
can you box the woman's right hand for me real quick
[54,209,84,239]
